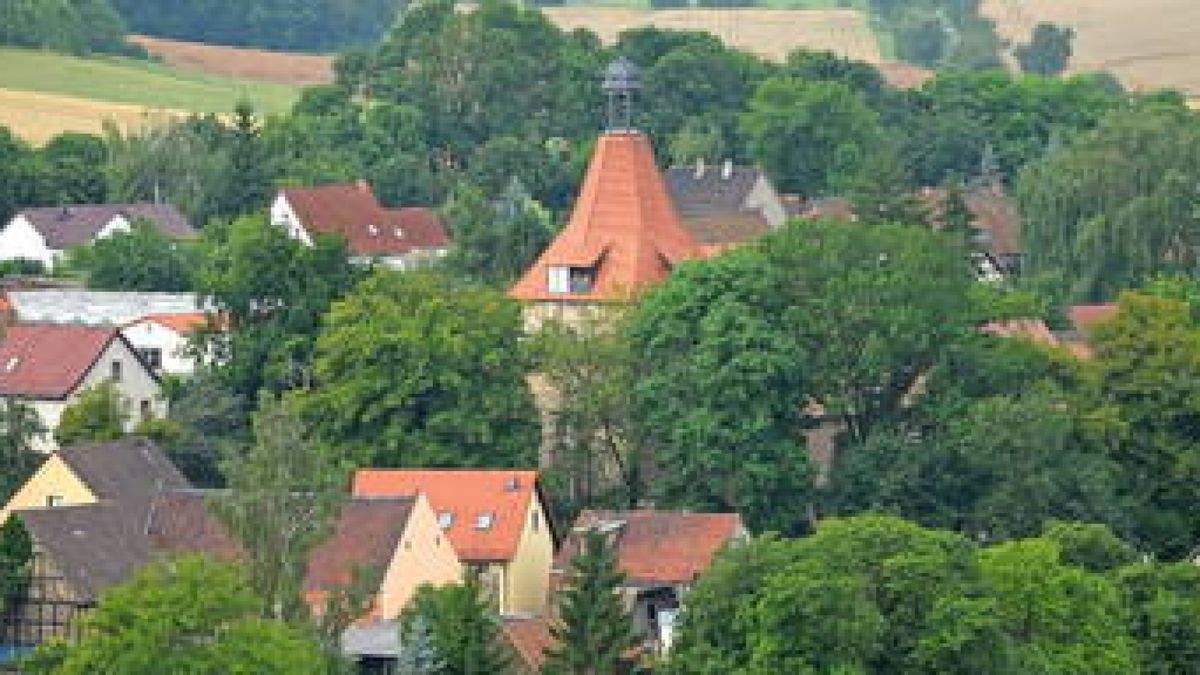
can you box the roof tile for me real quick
[280,183,449,257]
[0,324,117,398]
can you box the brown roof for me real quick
[503,616,556,673]
[922,184,1021,258]
[280,182,449,257]
[665,164,777,245]
[306,497,415,592]
[353,470,540,562]
[678,212,772,246]
[555,509,746,586]
[509,132,706,302]
[876,61,936,89]
[0,324,119,398]
[981,319,1061,348]
[58,439,189,510]
[19,504,150,600]
[17,203,195,249]
[145,490,243,562]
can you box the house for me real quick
[270,182,450,270]
[509,59,708,330]
[120,312,216,376]
[0,204,195,269]
[0,325,166,451]
[502,615,556,674]
[664,161,787,247]
[0,441,462,663]
[352,469,555,616]
[552,509,747,656]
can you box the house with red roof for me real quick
[270,181,450,270]
[0,325,165,451]
[551,509,747,656]
[352,469,555,616]
[0,203,195,270]
[121,312,221,377]
[508,123,707,329]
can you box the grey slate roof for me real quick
[665,165,766,217]
[7,289,212,326]
[58,439,189,510]
[15,203,195,249]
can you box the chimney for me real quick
[693,158,706,179]
[722,159,734,180]
[355,179,371,193]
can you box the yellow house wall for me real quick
[375,494,464,619]
[503,493,555,615]
[0,455,94,524]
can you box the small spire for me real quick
[602,56,641,133]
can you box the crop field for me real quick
[542,7,881,62]
[129,35,334,86]
[983,0,1200,95]
[0,88,184,146]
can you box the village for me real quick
[2,0,1200,672]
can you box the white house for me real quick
[0,204,195,269]
[271,182,450,270]
[0,325,166,451]
[121,313,216,377]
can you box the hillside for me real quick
[983,0,1200,94]
[0,47,301,144]
[129,36,334,86]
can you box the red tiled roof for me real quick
[352,470,540,562]
[0,324,117,398]
[509,132,705,302]
[555,509,746,586]
[876,61,936,89]
[280,182,449,258]
[1068,304,1119,333]
[138,312,212,334]
[503,616,556,673]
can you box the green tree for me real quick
[442,180,556,287]
[34,132,107,205]
[541,530,637,675]
[741,77,881,194]
[301,270,538,469]
[1015,23,1076,76]
[397,614,446,674]
[1042,521,1138,573]
[1117,562,1200,674]
[401,579,511,675]
[70,220,197,292]
[154,373,249,487]
[0,398,46,502]
[214,393,345,625]
[628,219,974,532]
[0,518,32,618]
[23,556,326,674]
[54,381,128,447]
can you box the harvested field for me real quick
[130,35,334,86]
[0,88,183,145]
[542,7,880,62]
[983,0,1200,94]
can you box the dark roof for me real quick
[306,497,415,592]
[0,324,119,398]
[17,204,195,249]
[279,183,449,257]
[555,509,746,586]
[58,439,189,507]
[678,212,771,246]
[145,490,243,562]
[665,165,766,217]
[19,504,150,600]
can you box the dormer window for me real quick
[4,357,19,373]
[367,224,380,236]
[394,227,404,239]
[475,513,495,530]
[548,265,596,294]
[438,512,454,529]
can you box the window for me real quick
[568,266,596,293]
[531,509,540,532]
[109,360,122,382]
[475,513,495,530]
[438,512,454,529]
[548,266,570,293]
[139,399,152,420]
[138,348,162,371]
[45,495,63,507]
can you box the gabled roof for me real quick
[554,509,746,586]
[306,497,416,592]
[58,439,189,510]
[279,182,449,257]
[503,616,556,673]
[352,469,540,562]
[19,503,150,600]
[0,324,121,398]
[665,164,766,218]
[15,203,195,249]
[509,132,705,302]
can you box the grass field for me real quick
[0,88,185,146]
[983,0,1200,94]
[130,35,333,86]
[0,48,301,115]
[543,7,880,62]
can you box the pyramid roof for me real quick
[509,132,704,302]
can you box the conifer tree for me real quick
[397,614,445,674]
[402,576,511,675]
[542,530,638,675]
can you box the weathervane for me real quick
[602,56,641,133]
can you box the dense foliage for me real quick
[53,382,129,447]
[0,0,135,56]
[400,580,512,675]
[24,556,326,674]
[109,0,402,52]
[70,221,198,291]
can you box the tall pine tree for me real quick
[402,576,511,675]
[542,530,638,675]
